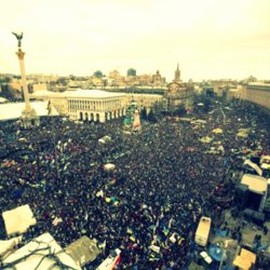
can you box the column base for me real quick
[21,107,40,128]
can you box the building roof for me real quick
[31,89,126,99]
[0,101,58,121]
[241,174,267,194]
[0,97,8,103]
[67,89,126,98]
[195,216,211,236]
[248,82,270,86]
[0,236,22,257]
[233,247,256,269]
[2,204,36,236]
[31,90,64,98]
[2,233,81,270]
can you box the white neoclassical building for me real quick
[66,90,127,122]
[30,89,127,123]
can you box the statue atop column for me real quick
[11,31,39,128]
[12,32,23,48]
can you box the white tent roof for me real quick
[2,204,36,236]
[104,163,116,171]
[98,135,112,144]
[2,232,81,270]
[241,174,267,194]
[0,101,58,121]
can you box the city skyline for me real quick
[1,0,270,81]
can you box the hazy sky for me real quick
[1,0,270,81]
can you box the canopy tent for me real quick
[199,136,213,144]
[191,119,207,124]
[2,204,36,236]
[98,135,111,144]
[237,128,250,138]
[104,163,116,171]
[212,128,223,134]
[2,232,81,270]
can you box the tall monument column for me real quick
[12,32,39,128]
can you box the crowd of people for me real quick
[0,99,270,269]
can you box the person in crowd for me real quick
[0,100,269,269]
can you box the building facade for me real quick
[30,89,127,123]
[67,91,127,122]
[151,70,166,88]
[126,93,163,113]
[245,83,270,110]
[165,64,194,112]
[30,89,166,122]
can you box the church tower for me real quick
[174,63,181,82]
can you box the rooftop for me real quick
[31,89,127,99]
[240,174,267,194]
[0,101,58,121]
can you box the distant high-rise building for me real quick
[174,63,181,82]
[127,68,136,77]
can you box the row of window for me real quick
[68,99,121,111]
[247,86,270,92]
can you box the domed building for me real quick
[165,64,194,113]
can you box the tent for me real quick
[98,136,111,144]
[2,205,36,236]
[191,119,207,125]
[199,136,213,144]
[212,128,223,134]
[2,232,81,270]
[237,128,250,138]
[104,163,116,171]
